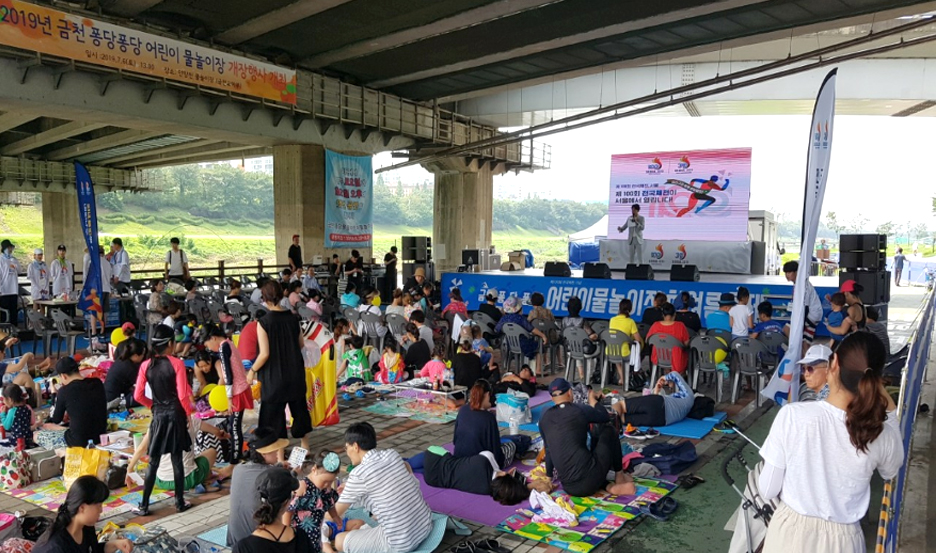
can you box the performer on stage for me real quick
[617,204,645,264]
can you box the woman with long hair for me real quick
[232,467,313,553]
[132,324,195,515]
[34,476,133,553]
[759,332,903,552]
[249,281,311,454]
[203,323,254,463]
[453,380,527,469]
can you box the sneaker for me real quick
[622,424,648,440]
[644,428,661,439]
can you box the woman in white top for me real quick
[759,332,903,553]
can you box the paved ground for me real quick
[1,283,929,553]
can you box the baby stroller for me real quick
[722,420,777,553]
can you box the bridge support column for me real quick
[41,192,85,271]
[425,160,497,274]
[273,145,371,271]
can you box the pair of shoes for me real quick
[676,474,705,489]
[451,539,509,553]
[176,501,193,513]
[622,424,660,440]
[638,496,678,521]
[132,504,150,516]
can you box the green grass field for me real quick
[0,205,573,268]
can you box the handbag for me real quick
[0,447,32,490]
[104,464,127,490]
[131,528,181,553]
[62,446,111,489]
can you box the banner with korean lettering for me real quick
[762,69,836,405]
[74,162,103,322]
[0,0,296,104]
[608,148,751,241]
[324,150,373,248]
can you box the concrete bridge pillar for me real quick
[41,192,86,274]
[272,144,371,271]
[423,159,498,274]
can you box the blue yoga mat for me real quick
[197,525,228,547]
[638,411,728,439]
[497,401,551,432]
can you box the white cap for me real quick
[798,344,833,366]
[33,248,43,255]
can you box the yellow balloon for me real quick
[208,385,229,412]
[714,337,728,364]
[200,383,217,398]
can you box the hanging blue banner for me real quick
[75,162,103,322]
[324,150,373,248]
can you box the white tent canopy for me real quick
[569,214,608,242]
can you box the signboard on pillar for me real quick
[324,150,373,248]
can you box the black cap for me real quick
[549,377,572,396]
[57,244,66,251]
[718,292,737,306]
[256,466,299,505]
[0,239,14,250]
[53,357,80,376]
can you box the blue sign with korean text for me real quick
[75,162,103,322]
[440,271,837,334]
[325,150,373,248]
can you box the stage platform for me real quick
[440,269,840,328]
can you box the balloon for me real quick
[714,337,728,364]
[208,385,229,412]
[200,383,217,398]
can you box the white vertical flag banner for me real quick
[762,68,837,405]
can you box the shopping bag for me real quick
[62,446,111,489]
[306,346,339,427]
[0,447,32,490]
[495,390,531,424]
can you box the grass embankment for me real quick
[0,206,572,268]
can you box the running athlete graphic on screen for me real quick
[667,175,730,217]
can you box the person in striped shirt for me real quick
[332,422,431,553]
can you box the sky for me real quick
[375,114,936,231]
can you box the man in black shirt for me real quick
[539,378,635,497]
[344,250,364,293]
[641,292,667,326]
[383,246,398,301]
[38,357,107,448]
[287,234,302,272]
[404,266,426,296]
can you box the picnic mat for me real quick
[108,407,153,434]
[197,524,229,547]
[637,411,728,439]
[363,399,458,424]
[498,401,551,432]
[527,390,552,407]
[3,477,173,518]
[497,478,679,553]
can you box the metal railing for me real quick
[0,156,162,193]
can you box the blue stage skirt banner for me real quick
[324,150,373,248]
[441,271,837,330]
[75,162,103,321]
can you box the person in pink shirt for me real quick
[441,288,469,319]
[419,343,450,389]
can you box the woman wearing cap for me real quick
[233,467,313,553]
[132,324,195,514]
[26,248,49,305]
[404,266,426,296]
[33,476,134,553]
[35,357,107,450]
[759,332,902,553]
[494,296,547,371]
[227,427,290,546]
[250,280,312,454]
[840,280,867,330]
[0,239,21,325]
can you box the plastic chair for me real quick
[562,326,599,383]
[359,310,386,351]
[341,306,360,325]
[704,328,733,347]
[589,320,609,336]
[226,301,248,330]
[471,311,501,350]
[187,296,211,325]
[690,335,728,403]
[531,318,561,374]
[50,309,84,357]
[296,305,316,321]
[730,337,772,406]
[385,313,407,344]
[502,323,533,373]
[26,309,58,357]
[756,330,788,370]
[637,322,651,341]
[599,329,634,390]
[647,333,685,383]
[247,303,265,320]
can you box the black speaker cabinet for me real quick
[582,262,611,279]
[839,250,886,271]
[670,264,700,282]
[625,264,654,281]
[840,270,891,304]
[543,261,572,277]
[840,234,886,252]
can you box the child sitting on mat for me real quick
[419,343,451,390]
[288,450,364,553]
[374,342,404,384]
[338,335,370,382]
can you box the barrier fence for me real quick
[875,289,935,553]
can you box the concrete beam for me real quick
[0,112,39,134]
[365,0,767,89]
[131,147,272,169]
[94,138,220,166]
[112,141,259,168]
[301,0,558,69]
[100,0,165,17]
[0,121,108,155]
[214,0,354,45]
[45,129,163,161]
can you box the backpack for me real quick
[638,441,698,474]
[687,396,716,420]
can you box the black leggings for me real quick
[229,410,245,462]
[259,397,312,440]
[0,295,17,324]
[623,395,667,427]
[562,424,623,497]
[142,450,186,509]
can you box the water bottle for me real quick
[508,414,520,435]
